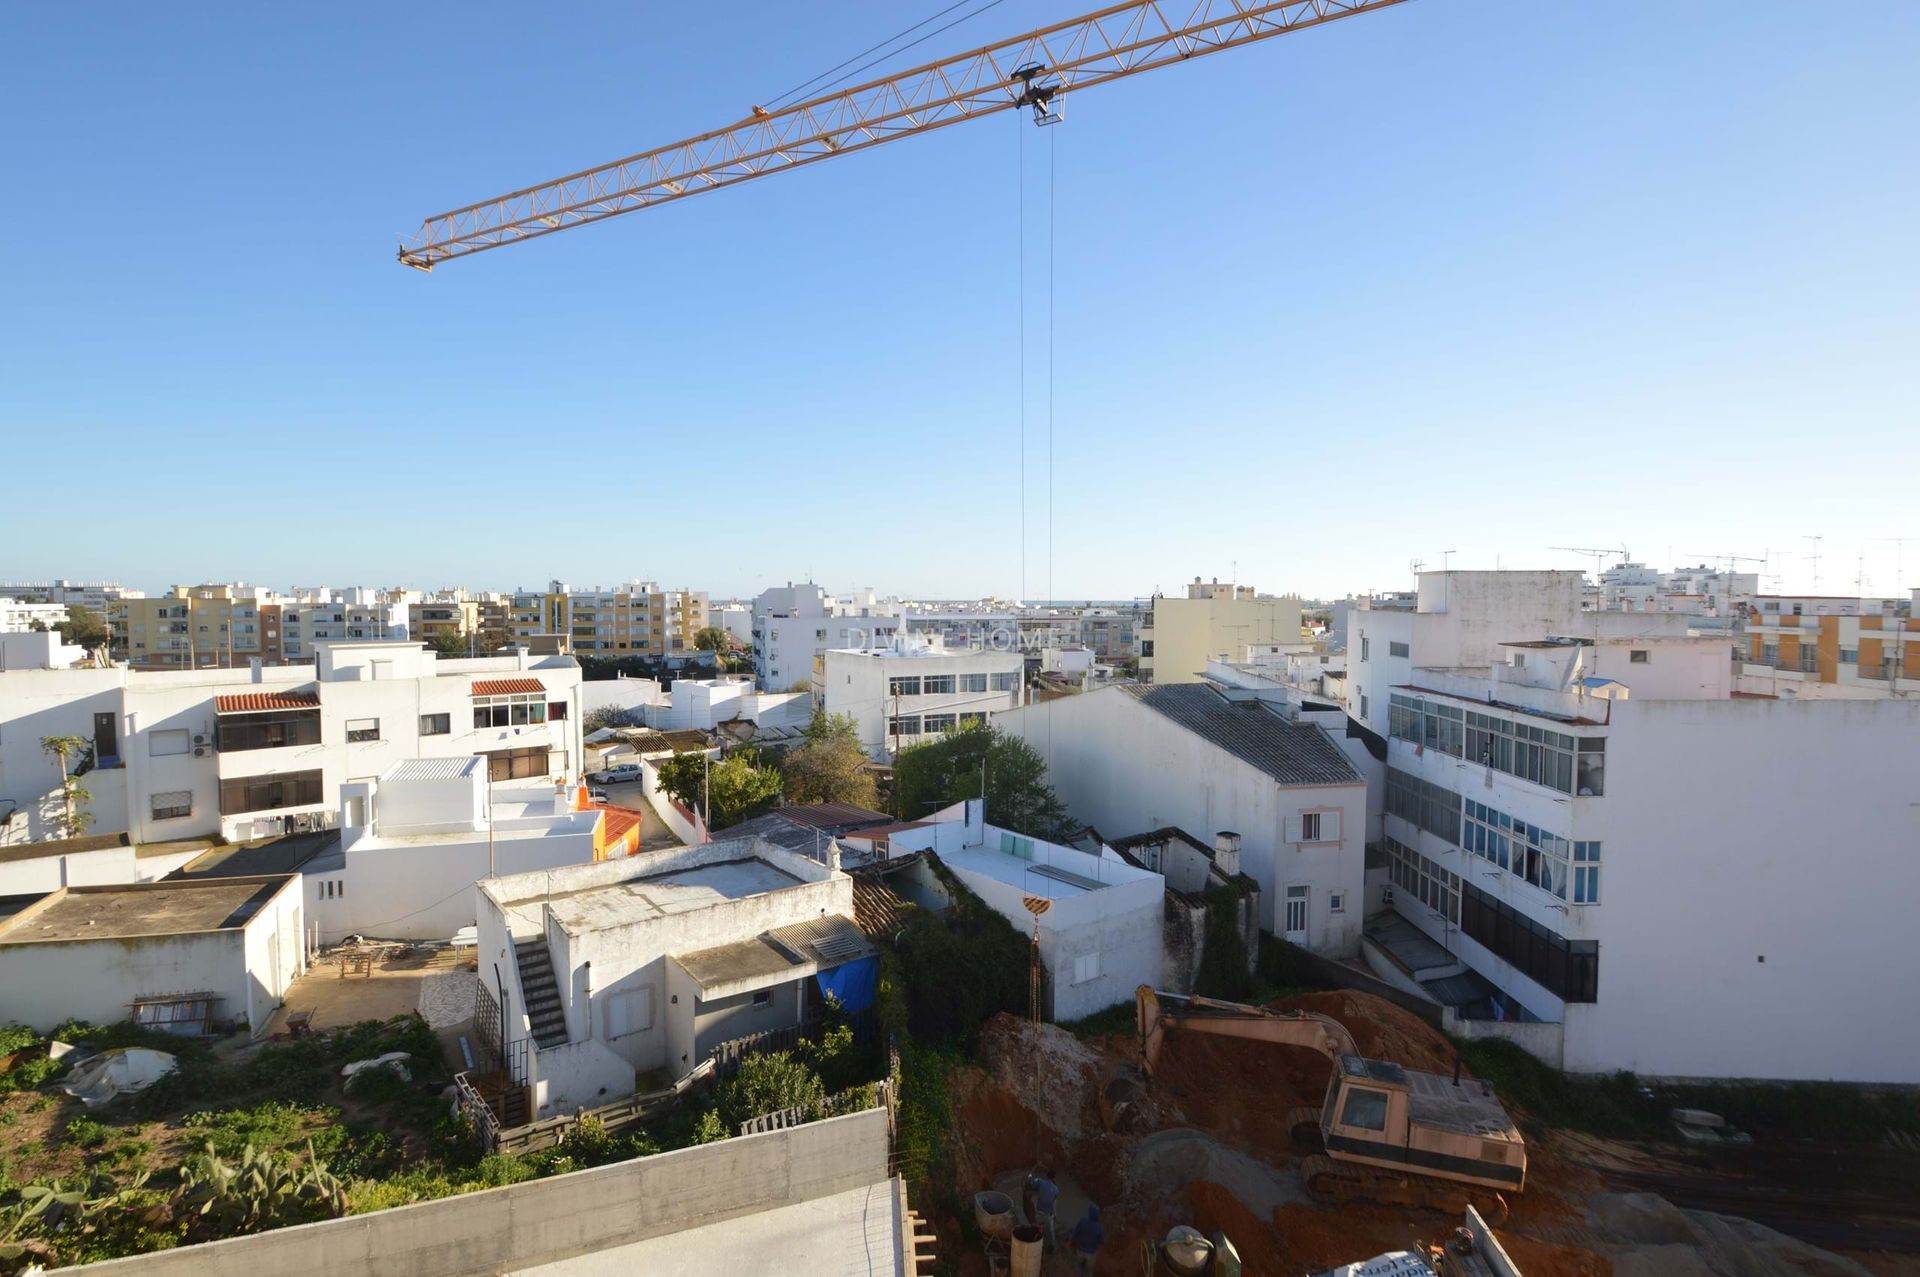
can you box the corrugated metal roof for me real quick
[472,677,545,696]
[1117,683,1363,787]
[384,757,480,782]
[214,691,320,713]
[769,914,875,967]
[777,803,895,832]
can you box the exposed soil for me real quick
[935,991,1917,1277]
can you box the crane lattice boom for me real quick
[399,0,1408,270]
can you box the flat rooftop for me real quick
[533,859,804,935]
[509,1180,906,1277]
[0,876,291,944]
[945,845,1116,900]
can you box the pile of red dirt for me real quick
[1267,989,1463,1075]
[1497,1234,1615,1277]
[1272,1201,1426,1274]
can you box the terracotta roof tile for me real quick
[851,872,915,938]
[472,677,545,696]
[214,691,320,713]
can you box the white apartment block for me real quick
[282,587,412,659]
[0,641,584,846]
[0,581,142,613]
[753,583,903,691]
[1345,570,1920,1084]
[821,636,1023,760]
[0,598,72,633]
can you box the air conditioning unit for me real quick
[192,746,208,758]
[192,735,206,745]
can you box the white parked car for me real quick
[588,763,643,785]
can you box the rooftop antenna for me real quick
[1874,537,1917,595]
[1442,550,1457,571]
[1803,536,1824,593]
[1550,546,1630,581]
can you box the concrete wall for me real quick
[0,841,145,895]
[1146,594,1304,685]
[821,645,1023,759]
[68,1107,892,1277]
[1000,691,1365,956]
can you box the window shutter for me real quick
[1284,816,1303,844]
[1323,811,1342,842]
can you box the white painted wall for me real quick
[1000,690,1366,956]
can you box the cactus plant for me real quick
[173,1141,347,1238]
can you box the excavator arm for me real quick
[1135,985,1358,1077]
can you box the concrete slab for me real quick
[507,1179,904,1277]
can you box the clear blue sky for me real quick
[4,2,1916,601]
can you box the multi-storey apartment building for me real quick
[1345,570,1919,1084]
[0,598,72,633]
[113,584,284,670]
[278,587,413,661]
[821,636,1023,759]
[754,584,903,691]
[0,581,142,615]
[511,581,710,657]
[1736,590,1919,698]
[407,590,486,653]
[1139,578,1306,684]
[0,641,584,846]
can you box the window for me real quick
[151,791,192,821]
[1359,692,1369,720]
[1572,842,1602,904]
[1384,836,1460,924]
[1072,952,1101,985]
[548,701,568,721]
[1629,649,1649,664]
[991,672,1020,691]
[1388,640,1409,659]
[345,718,380,743]
[921,713,957,734]
[958,711,987,726]
[1384,767,1462,844]
[959,672,988,693]
[888,675,922,697]
[1339,1088,1390,1132]
[605,987,655,1039]
[1460,709,1579,794]
[1463,800,1571,899]
[889,715,921,737]
[472,692,547,728]
[216,708,321,753]
[1575,738,1605,797]
[1388,694,1465,758]
[1329,893,1346,914]
[150,728,190,756]
[484,747,550,780]
[1301,813,1321,842]
[419,713,450,736]
[1460,882,1598,1003]
[920,674,956,695]
[1839,648,1858,665]
[218,769,323,815]
[751,990,773,1009]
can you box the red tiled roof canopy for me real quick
[214,691,320,714]
[472,677,545,696]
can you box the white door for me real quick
[1284,885,1310,946]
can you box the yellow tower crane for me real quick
[398,0,1411,270]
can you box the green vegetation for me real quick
[36,736,94,840]
[1663,1079,1920,1144]
[691,626,731,652]
[1193,884,1256,1002]
[780,712,880,810]
[1455,1039,1661,1140]
[890,866,1029,1051]
[53,606,108,650]
[891,720,1070,840]
[654,749,783,829]
[715,1052,827,1129]
[421,629,473,659]
[174,1141,348,1239]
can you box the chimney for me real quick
[826,840,842,873]
[1213,831,1242,877]
[249,657,263,684]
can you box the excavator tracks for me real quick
[1300,1155,1509,1227]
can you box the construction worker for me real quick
[1070,1204,1103,1275]
[1022,1166,1059,1248]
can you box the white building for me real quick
[820,636,1023,760]
[752,584,904,691]
[0,874,305,1035]
[0,581,142,614]
[711,601,753,647]
[0,597,72,634]
[0,641,584,847]
[877,800,1165,1021]
[474,836,870,1117]
[1350,570,1920,1083]
[302,758,614,946]
[999,681,1367,956]
[282,587,412,659]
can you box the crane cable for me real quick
[762,0,1014,114]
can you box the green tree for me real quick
[785,678,814,695]
[705,753,783,829]
[692,626,731,652]
[39,736,94,840]
[781,712,879,809]
[54,605,109,649]
[654,750,783,829]
[891,720,1069,840]
[422,629,473,659]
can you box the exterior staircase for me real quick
[514,939,570,1050]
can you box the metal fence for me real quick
[707,1007,877,1080]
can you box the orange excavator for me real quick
[1135,987,1526,1221]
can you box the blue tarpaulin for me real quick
[815,955,878,1014]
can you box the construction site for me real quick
[926,986,1920,1276]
